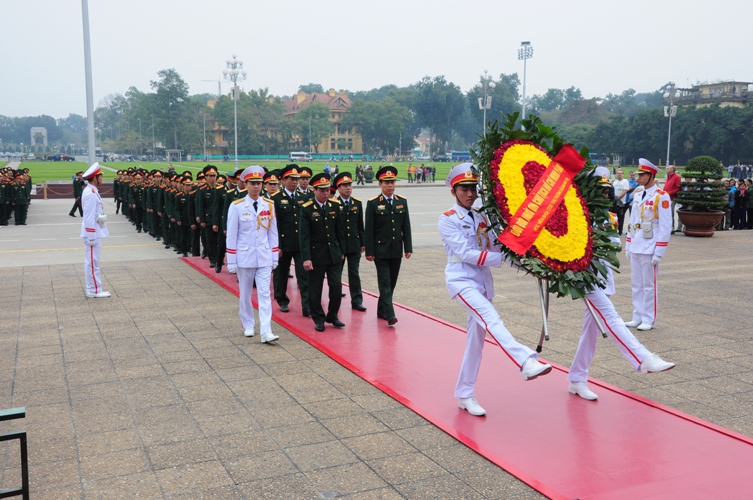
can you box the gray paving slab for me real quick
[1,185,752,498]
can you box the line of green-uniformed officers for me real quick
[1,167,32,226]
[112,163,412,331]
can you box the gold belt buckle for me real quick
[634,223,641,229]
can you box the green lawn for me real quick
[0,161,7,169]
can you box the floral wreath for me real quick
[473,113,619,299]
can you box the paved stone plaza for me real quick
[2,189,753,498]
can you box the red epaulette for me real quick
[443,209,456,216]
[656,189,666,195]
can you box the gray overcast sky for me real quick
[1,0,750,119]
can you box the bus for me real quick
[289,151,312,162]
[451,151,471,161]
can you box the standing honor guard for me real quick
[439,164,552,417]
[624,159,672,331]
[80,163,110,298]
[298,166,314,194]
[197,165,220,268]
[364,166,412,325]
[334,172,367,311]
[271,164,310,315]
[568,172,675,401]
[300,173,347,332]
[69,171,84,217]
[226,166,279,343]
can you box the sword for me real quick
[583,297,609,339]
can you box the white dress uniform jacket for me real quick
[439,204,503,300]
[625,184,671,258]
[80,184,109,240]
[226,195,279,269]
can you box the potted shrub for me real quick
[675,155,727,237]
[363,164,375,183]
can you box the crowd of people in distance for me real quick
[722,178,753,230]
[1,167,32,226]
[406,164,436,183]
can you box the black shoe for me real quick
[165,244,171,249]
[209,261,216,268]
[302,309,311,317]
[341,292,346,297]
[387,317,398,326]
[69,214,76,217]
[315,323,325,332]
[326,319,345,328]
[279,304,290,313]
[137,229,142,233]
[156,237,161,241]
[215,264,223,273]
[352,304,367,312]
[201,253,206,259]
[182,253,188,257]
[288,273,294,278]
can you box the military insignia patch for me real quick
[662,200,670,209]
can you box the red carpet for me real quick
[183,256,753,499]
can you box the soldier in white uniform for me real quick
[568,173,675,401]
[438,163,553,417]
[80,163,110,298]
[226,166,280,343]
[624,159,672,331]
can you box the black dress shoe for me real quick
[326,319,345,328]
[352,304,367,312]
[201,253,206,259]
[279,304,290,313]
[156,237,161,241]
[387,317,398,326]
[69,214,76,217]
[341,292,346,297]
[165,244,171,249]
[315,323,325,332]
[288,273,294,278]
[182,253,188,257]
[215,264,223,273]
[302,309,311,317]
[209,261,216,268]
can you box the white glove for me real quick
[96,214,107,228]
[272,262,278,270]
[227,264,237,273]
[651,255,662,265]
[625,251,632,260]
[85,239,97,247]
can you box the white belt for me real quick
[449,255,463,263]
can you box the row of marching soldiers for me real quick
[0,167,32,226]
[112,164,313,271]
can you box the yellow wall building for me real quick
[283,89,363,154]
[677,82,751,108]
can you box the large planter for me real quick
[364,171,375,183]
[677,209,725,237]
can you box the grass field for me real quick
[19,160,677,183]
[0,161,7,169]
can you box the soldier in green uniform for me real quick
[300,173,346,331]
[298,166,314,195]
[152,171,163,241]
[160,173,173,249]
[113,171,122,214]
[197,165,219,267]
[69,171,84,217]
[12,171,28,225]
[271,164,310,315]
[186,176,200,256]
[212,173,229,272]
[217,169,247,271]
[129,171,146,232]
[177,175,193,256]
[263,170,280,198]
[0,168,11,225]
[334,172,367,311]
[364,166,412,325]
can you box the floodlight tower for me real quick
[663,83,680,167]
[518,41,534,120]
[222,55,247,170]
[476,70,496,137]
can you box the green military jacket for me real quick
[338,196,365,254]
[73,178,84,199]
[196,183,217,224]
[299,198,345,265]
[364,193,412,259]
[221,186,246,231]
[271,189,310,253]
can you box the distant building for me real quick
[676,81,751,108]
[205,98,230,156]
[283,89,363,154]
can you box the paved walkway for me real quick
[2,189,753,498]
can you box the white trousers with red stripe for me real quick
[629,253,658,325]
[238,267,273,335]
[83,239,103,294]
[568,288,650,382]
[453,288,536,399]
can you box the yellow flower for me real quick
[497,143,589,263]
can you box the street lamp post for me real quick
[222,54,247,170]
[203,114,207,161]
[663,83,680,167]
[138,118,142,157]
[475,70,496,137]
[517,41,534,120]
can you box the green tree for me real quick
[150,68,190,149]
[294,102,333,154]
[413,76,465,152]
[467,72,521,136]
[341,98,413,155]
[299,83,324,94]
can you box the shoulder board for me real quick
[189,190,195,195]
[216,185,224,190]
[352,197,361,202]
[369,195,380,201]
[302,200,313,208]
[262,197,272,203]
[395,194,405,200]
[656,189,666,195]
[238,189,247,193]
[328,197,341,204]
[443,209,456,217]
[232,198,244,205]
[270,190,281,197]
